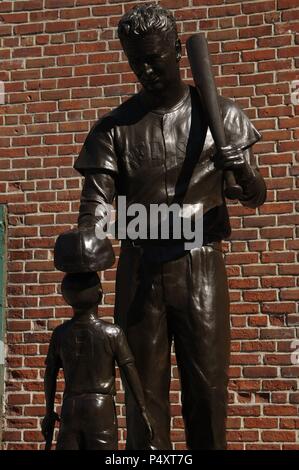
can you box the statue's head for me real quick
[118,3,182,93]
[61,272,103,311]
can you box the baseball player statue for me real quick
[54,3,266,450]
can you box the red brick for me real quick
[209,5,241,17]
[244,418,278,429]
[262,277,295,288]
[261,327,295,338]
[2,431,22,442]
[282,8,299,20]
[243,49,275,61]
[247,443,281,450]
[225,253,259,265]
[7,394,30,405]
[259,59,292,72]
[262,431,296,442]
[208,30,238,41]
[45,21,75,33]
[258,35,292,47]
[227,430,259,442]
[24,431,44,442]
[243,367,278,378]
[77,17,107,30]
[240,72,274,85]
[240,25,273,38]
[262,252,295,264]
[45,0,74,7]
[278,0,299,8]
[243,1,276,13]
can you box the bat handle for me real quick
[224,170,243,200]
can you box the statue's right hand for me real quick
[141,410,154,443]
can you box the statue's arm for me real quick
[54,170,117,272]
[214,98,266,209]
[78,170,116,229]
[55,116,119,273]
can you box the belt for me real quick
[121,239,222,251]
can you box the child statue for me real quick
[41,272,153,450]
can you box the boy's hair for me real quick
[118,3,177,43]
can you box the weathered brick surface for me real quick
[1,0,298,450]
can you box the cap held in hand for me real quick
[54,227,115,273]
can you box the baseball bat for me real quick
[186,33,243,200]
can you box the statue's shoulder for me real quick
[189,85,242,121]
[218,94,261,146]
[218,95,243,120]
[51,320,72,340]
[92,93,142,133]
[95,319,122,339]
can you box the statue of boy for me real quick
[42,272,153,450]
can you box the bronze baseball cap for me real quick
[54,227,115,273]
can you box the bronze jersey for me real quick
[46,316,134,398]
[74,85,262,243]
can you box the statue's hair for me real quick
[118,3,177,43]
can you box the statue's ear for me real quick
[175,39,182,62]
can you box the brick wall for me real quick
[0,0,298,450]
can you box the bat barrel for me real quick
[186,33,243,200]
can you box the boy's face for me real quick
[123,32,181,93]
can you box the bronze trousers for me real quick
[56,393,117,450]
[115,243,231,450]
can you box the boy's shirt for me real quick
[45,316,134,398]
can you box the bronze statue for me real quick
[42,272,153,450]
[54,4,266,450]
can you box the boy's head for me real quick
[61,272,103,310]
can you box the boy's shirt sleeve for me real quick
[114,327,135,367]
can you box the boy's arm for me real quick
[42,331,61,442]
[44,362,60,416]
[114,328,153,442]
[42,364,60,445]
[120,361,153,442]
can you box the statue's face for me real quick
[123,32,180,93]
